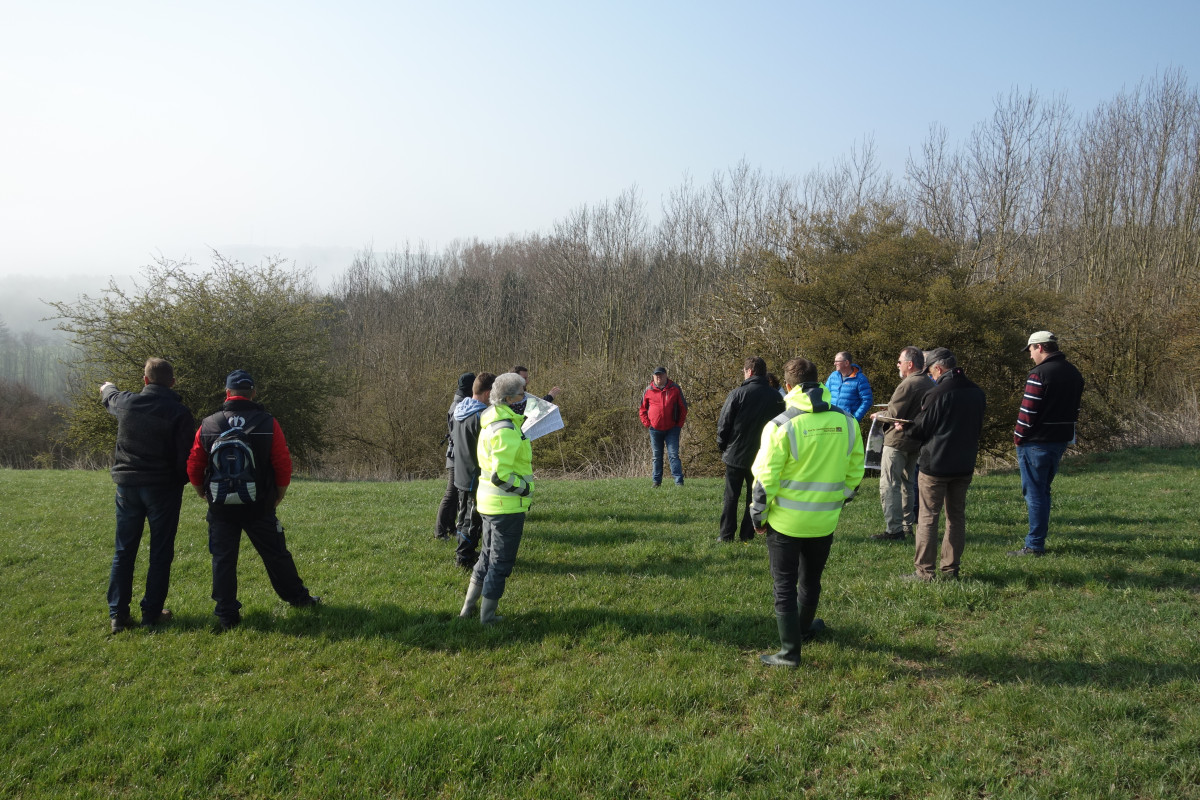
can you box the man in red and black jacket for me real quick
[187,370,319,631]
[639,366,688,486]
[1009,331,1084,557]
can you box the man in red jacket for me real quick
[639,366,688,486]
[187,370,319,631]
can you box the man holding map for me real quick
[870,346,931,542]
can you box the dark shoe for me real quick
[110,613,135,634]
[900,572,934,583]
[760,611,802,667]
[141,609,173,629]
[435,532,450,540]
[291,595,321,608]
[798,605,825,642]
[939,572,960,581]
[456,559,477,570]
[674,480,684,487]
[217,615,241,632]
[1008,546,1044,557]
[870,531,905,541]
[652,482,661,488]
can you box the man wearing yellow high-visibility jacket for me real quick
[751,357,865,667]
[459,372,535,624]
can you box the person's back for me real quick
[101,358,194,633]
[912,368,986,477]
[753,383,865,537]
[718,374,786,469]
[186,370,316,631]
[103,379,193,486]
[195,397,283,513]
[450,372,495,569]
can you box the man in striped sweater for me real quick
[1009,331,1085,557]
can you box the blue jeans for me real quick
[648,427,683,485]
[108,484,184,619]
[1018,442,1068,552]
[473,512,526,600]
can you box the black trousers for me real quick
[435,469,458,537]
[208,509,311,621]
[719,465,755,541]
[454,487,483,567]
[766,528,833,614]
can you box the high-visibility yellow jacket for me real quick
[475,403,534,515]
[750,383,865,537]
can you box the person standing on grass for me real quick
[459,372,535,624]
[898,348,986,582]
[436,373,475,540]
[870,347,932,542]
[639,366,688,487]
[187,370,320,631]
[450,372,495,570]
[716,356,785,542]
[751,357,865,668]
[826,351,874,421]
[101,357,195,634]
[1009,331,1085,558]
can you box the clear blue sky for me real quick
[2,0,1198,301]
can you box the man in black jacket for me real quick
[436,373,475,539]
[900,348,986,581]
[100,358,195,633]
[716,357,786,542]
[1009,331,1085,556]
[450,372,495,568]
[187,370,319,631]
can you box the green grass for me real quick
[2,447,1199,799]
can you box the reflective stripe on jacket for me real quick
[475,404,534,515]
[750,383,866,537]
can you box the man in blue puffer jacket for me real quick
[826,351,874,421]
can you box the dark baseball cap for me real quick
[652,366,667,375]
[225,370,255,390]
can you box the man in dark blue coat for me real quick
[100,358,195,633]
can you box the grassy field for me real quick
[1,447,1198,799]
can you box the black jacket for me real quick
[444,390,465,468]
[907,368,987,478]
[716,375,787,469]
[102,383,194,486]
[1014,352,1084,445]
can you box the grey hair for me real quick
[900,346,924,371]
[490,372,527,405]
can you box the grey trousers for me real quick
[472,512,526,600]
[880,445,920,534]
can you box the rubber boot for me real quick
[459,579,483,618]
[759,611,802,667]
[799,604,826,642]
[480,597,504,625]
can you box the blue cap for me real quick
[225,370,255,390]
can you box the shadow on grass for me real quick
[195,603,1200,689]
[834,623,1200,688]
[969,562,1200,592]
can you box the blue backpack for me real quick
[207,420,259,505]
